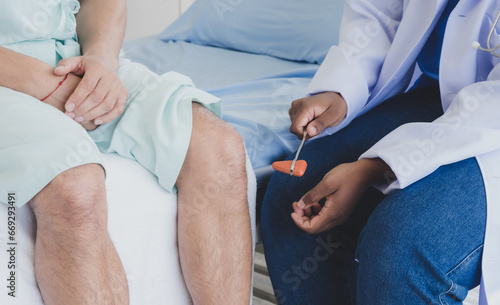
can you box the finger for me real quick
[291,212,311,230]
[289,98,311,138]
[310,202,322,215]
[70,84,109,121]
[303,202,322,217]
[292,201,320,233]
[294,201,323,218]
[78,81,121,122]
[93,88,128,125]
[288,98,304,120]
[313,201,342,232]
[291,210,328,234]
[80,120,98,131]
[293,205,336,234]
[65,71,105,114]
[298,176,338,209]
[54,57,85,76]
[306,106,344,137]
[292,201,305,217]
[304,204,313,217]
[79,93,116,123]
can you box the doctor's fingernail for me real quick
[55,65,65,71]
[75,116,84,122]
[309,126,318,135]
[298,200,305,209]
[66,103,75,112]
[66,112,75,119]
[94,119,103,125]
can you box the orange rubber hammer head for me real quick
[272,160,308,177]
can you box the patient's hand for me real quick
[43,73,98,130]
[289,92,347,139]
[54,55,128,127]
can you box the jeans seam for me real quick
[445,244,483,277]
[439,282,455,305]
[438,244,483,305]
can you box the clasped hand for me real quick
[51,55,128,130]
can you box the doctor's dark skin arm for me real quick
[289,91,347,139]
[54,0,128,128]
[291,158,393,234]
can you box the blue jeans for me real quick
[260,84,486,304]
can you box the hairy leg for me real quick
[176,103,252,305]
[29,164,129,305]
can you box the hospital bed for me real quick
[0,0,479,303]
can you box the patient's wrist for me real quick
[28,63,67,100]
[42,73,80,112]
[84,48,120,71]
[40,74,68,102]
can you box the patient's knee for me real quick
[189,104,247,178]
[178,105,248,209]
[213,123,246,172]
[29,164,107,232]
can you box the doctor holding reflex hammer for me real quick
[262,0,500,304]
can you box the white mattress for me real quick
[0,153,257,304]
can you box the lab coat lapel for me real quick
[477,152,500,305]
[440,0,492,110]
[442,2,500,304]
[366,0,445,111]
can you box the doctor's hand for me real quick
[289,91,347,139]
[291,158,392,235]
[53,55,128,128]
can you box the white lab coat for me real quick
[308,0,500,303]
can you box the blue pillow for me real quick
[158,0,344,64]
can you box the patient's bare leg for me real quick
[176,103,252,305]
[29,164,129,305]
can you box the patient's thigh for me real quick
[0,87,103,207]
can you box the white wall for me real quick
[179,0,195,13]
[124,0,195,41]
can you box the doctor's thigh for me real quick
[261,84,467,304]
[355,157,485,304]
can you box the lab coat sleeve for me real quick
[360,63,500,193]
[307,0,404,135]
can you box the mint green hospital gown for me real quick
[0,0,221,207]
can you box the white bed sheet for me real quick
[0,153,257,305]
